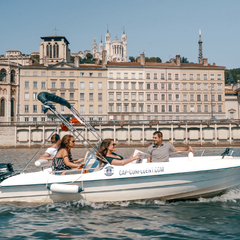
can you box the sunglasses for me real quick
[112,143,116,146]
[71,140,75,143]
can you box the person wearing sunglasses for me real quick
[52,134,84,172]
[98,138,140,165]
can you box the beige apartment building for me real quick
[106,54,226,121]
[19,62,107,122]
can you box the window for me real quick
[61,82,65,89]
[124,82,129,89]
[89,93,94,101]
[147,105,151,112]
[51,71,56,76]
[217,84,222,90]
[175,94,180,101]
[197,94,201,101]
[218,95,222,101]
[204,94,208,101]
[70,71,74,77]
[98,82,103,90]
[139,93,143,101]
[204,84,208,90]
[89,105,94,113]
[98,72,102,77]
[197,74,200,80]
[25,71,29,76]
[80,72,84,76]
[80,82,85,90]
[211,83,215,90]
[109,92,114,101]
[161,94,165,101]
[131,104,136,112]
[25,117,29,122]
[124,93,129,100]
[175,74,179,80]
[41,81,46,89]
[89,82,94,90]
[124,104,128,112]
[168,94,172,101]
[168,83,172,90]
[109,82,114,89]
[70,82,74,89]
[117,72,121,79]
[139,73,143,79]
[168,105,172,112]
[139,105,143,112]
[182,74,187,80]
[124,73,128,79]
[61,92,65,99]
[61,106,65,113]
[33,81,37,89]
[212,104,216,113]
[161,83,165,90]
[131,93,136,101]
[154,105,158,112]
[196,83,201,90]
[190,83,194,90]
[175,83,179,90]
[183,94,187,101]
[176,105,179,112]
[147,83,151,90]
[80,93,84,101]
[217,74,222,80]
[116,82,121,89]
[211,94,215,101]
[24,92,29,101]
[51,82,56,89]
[161,105,165,112]
[25,81,29,89]
[131,73,136,79]
[168,73,172,80]
[33,71,38,76]
[190,105,194,112]
[80,105,85,113]
[117,93,121,101]
[218,104,222,112]
[60,71,65,77]
[33,105,37,113]
[146,73,150,79]
[183,83,187,90]
[41,71,46,76]
[139,82,143,90]
[147,94,151,101]
[33,92,37,101]
[24,105,29,113]
[210,74,214,80]
[117,104,122,112]
[204,74,207,80]
[41,117,45,122]
[197,105,201,112]
[70,93,74,100]
[204,105,208,112]
[154,73,157,79]
[98,93,102,101]
[161,73,165,80]
[89,72,93,77]
[190,74,193,80]
[98,105,103,113]
[183,105,187,112]
[154,94,158,101]
[131,82,136,90]
[109,72,113,79]
[154,83,158,90]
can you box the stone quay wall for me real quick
[0,122,240,148]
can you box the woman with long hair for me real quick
[98,138,140,166]
[52,134,84,171]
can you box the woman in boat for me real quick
[40,133,61,160]
[52,134,84,171]
[98,138,140,165]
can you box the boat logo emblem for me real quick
[104,166,114,176]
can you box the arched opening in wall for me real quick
[0,69,6,82]
[11,99,14,117]
[50,45,52,58]
[11,70,15,83]
[0,99,5,116]
[54,43,59,58]
[46,44,49,57]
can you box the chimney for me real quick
[203,58,208,66]
[170,58,175,63]
[74,56,79,67]
[213,62,216,66]
[176,55,180,66]
[102,50,107,67]
[136,58,140,63]
[199,59,202,64]
[140,53,145,65]
[113,58,117,62]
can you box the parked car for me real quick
[149,120,159,124]
[108,119,120,125]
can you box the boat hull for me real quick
[1,156,240,203]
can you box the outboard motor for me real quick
[0,163,14,182]
[221,148,231,159]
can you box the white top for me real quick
[45,147,58,157]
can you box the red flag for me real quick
[61,116,81,131]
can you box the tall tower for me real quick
[121,26,127,61]
[92,37,98,58]
[105,25,111,61]
[198,29,203,62]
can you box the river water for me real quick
[1,147,240,239]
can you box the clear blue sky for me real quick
[1,0,239,69]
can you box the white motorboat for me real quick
[1,153,240,203]
[1,92,240,204]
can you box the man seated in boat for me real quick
[40,133,61,161]
[98,138,140,165]
[147,131,194,163]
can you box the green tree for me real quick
[180,57,189,63]
[129,56,136,62]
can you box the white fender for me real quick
[47,184,82,194]
[188,152,194,161]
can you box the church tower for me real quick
[105,26,111,61]
[92,37,98,58]
[121,27,127,62]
